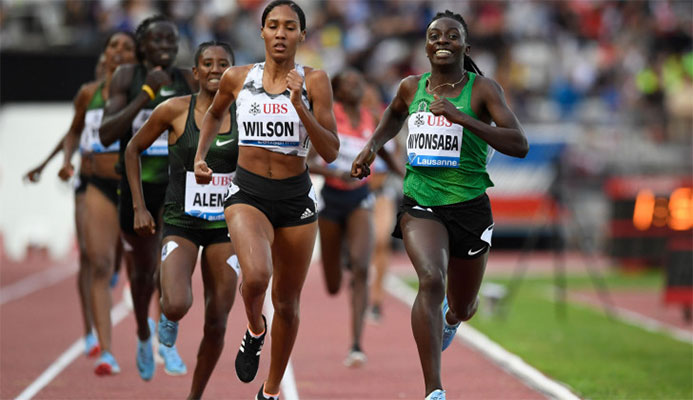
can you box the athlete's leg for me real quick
[188,242,237,400]
[445,253,487,325]
[400,213,449,397]
[74,192,94,337]
[159,236,198,321]
[370,193,395,314]
[345,207,374,351]
[225,204,274,334]
[317,216,345,295]
[84,185,121,353]
[263,222,317,394]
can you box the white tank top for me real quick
[236,62,311,157]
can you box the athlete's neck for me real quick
[263,56,295,83]
[429,65,466,87]
[196,90,215,110]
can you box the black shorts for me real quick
[74,174,89,194]
[119,179,168,235]
[163,223,230,248]
[318,184,374,225]
[393,194,494,259]
[223,166,318,228]
[89,176,119,206]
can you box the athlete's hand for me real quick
[144,66,172,93]
[58,162,74,181]
[430,94,459,121]
[194,160,213,184]
[287,69,304,108]
[133,208,156,236]
[351,147,376,179]
[24,165,44,183]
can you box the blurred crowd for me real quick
[2,0,692,146]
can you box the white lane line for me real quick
[571,293,693,344]
[15,300,132,400]
[384,273,581,400]
[263,286,300,400]
[1,262,77,305]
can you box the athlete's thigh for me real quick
[345,208,374,266]
[74,192,88,251]
[200,242,238,308]
[160,236,199,295]
[446,252,488,307]
[271,222,318,296]
[224,204,274,276]
[373,194,395,242]
[400,213,449,276]
[84,185,120,259]
[318,217,344,270]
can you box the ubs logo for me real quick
[250,103,260,115]
[414,114,424,127]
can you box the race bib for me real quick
[184,171,233,221]
[81,109,120,153]
[406,110,463,168]
[327,134,367,173]
[133,109,168,156]
[238,102,300,147]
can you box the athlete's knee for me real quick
[242,270,271,297]
[89,253,114,280]
[450,296,479,322]
[350,259,369,284]
[161,296,192,321]
[417,267,445,295]
[203,315,227,341]
[272,297,300,322]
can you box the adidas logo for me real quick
[300,208,314,219]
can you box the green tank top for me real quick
[80,83,120,154]
[118,64,192,184]
[164,94,239,230]
[403,71,493,206]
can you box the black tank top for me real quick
[163,94,238,229]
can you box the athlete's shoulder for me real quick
[471,74,504,95]
[74,79,102,105]
[155,94,191,116]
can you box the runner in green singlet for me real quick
[352,10,529,400]
[125,42,238,398]
[100,15,196,380]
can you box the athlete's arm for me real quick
[430,77,528,158]
[295,68,339,163]
[306,147,346,180]
[124,99,176,236]
[24,138,64,182]
[351,76,416,179]
[58,82,96,180]
[194,67,239,184]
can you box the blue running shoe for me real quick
[441,296,460,351]
[136,318,156,381]
[158,344,187,376]
[158,313,179,347]
[425,389,446,400]
[94,351,121,376]
[85,332,100,357]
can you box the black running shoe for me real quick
[235,315,267,383]
[256,383,279,400]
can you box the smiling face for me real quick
[141,21,178,68]
[103,32,136,73]
[261,4,305,61]
[193,46,233,93]
[425,17,469,67]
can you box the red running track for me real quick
[1,247,544,400]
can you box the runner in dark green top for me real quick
[352,10,528,400]
[100,15,196,381]
[125,42,238,399]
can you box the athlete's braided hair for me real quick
[427,10,483,76]
[194,41,235,67]
[261,0,306,31]
[134,15,173,62]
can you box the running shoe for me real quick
[235,315,267,383]
[441,296,461,351]
[109,271,119,289]
[367,304,382,324]
[425,389,446,400]
[343,349,367,368]
[256,383,280,400]
[94,351,121,376]
[158,313,178,347]
[84,332,100,357]
[158,343,187,376]
[136,318,156,381]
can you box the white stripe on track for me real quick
[15,300,132,400]
[384,273,581,400]
[1,262,77,305]
[263,287,299,400]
